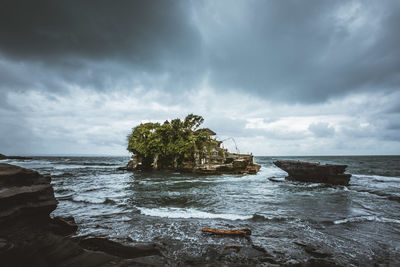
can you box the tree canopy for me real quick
[127,114,218,169]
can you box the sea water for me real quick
[3,156,400,266]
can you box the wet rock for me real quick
[49,216,78,236]
[286,258,342,267]
[117,166,128,171]
[79,238,161,259]
[0,153,32,160]
[127,255,166,266]
[0,163,166,266]
[124,151,261,175]
[0,163,57,223]
[225,244,242,250]
[304,246,330,258]
[274,160,351,185]
[251,214,268,222]
[268,177,285,182]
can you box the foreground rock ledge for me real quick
[273,160,351,185]
[0,163,163,266]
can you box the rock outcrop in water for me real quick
[124,114,261,175]
[126,151,261,175]
[273,160,351,185]
[0,163,164,266]
[0,153,32,160]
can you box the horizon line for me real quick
[2,153,399,157]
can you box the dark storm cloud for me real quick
[197,0,400,102]
[0,0,399,102]
[0,0,200,62]
[0,0,204,93]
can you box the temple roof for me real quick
[195,128,216,135]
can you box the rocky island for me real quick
[123,114,261,175]
[274,160,351,185]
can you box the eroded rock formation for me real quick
[0,163,164,266]
[126,151,261,175]
[273,160,351,185]
[0,163,57,222]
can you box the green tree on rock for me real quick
[127,114,218,169]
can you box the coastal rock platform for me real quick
[0,163,164,266]
[273,160,351,185]
[125,152,261,175]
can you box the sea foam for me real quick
[333,215,400,225]
[138,207,252,220]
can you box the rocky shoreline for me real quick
[0,163,164,266]
[0,162,344,266]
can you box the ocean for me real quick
[2,156,400,266]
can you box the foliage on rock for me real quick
[127,114,220,169]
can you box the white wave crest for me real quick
[333,215,400,225]
[138,207,252,220]
[352,174,400,182]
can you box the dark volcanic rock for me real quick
[0,163,57,222]
[274,160,351,185]
[0,163,164,266]
[49,216,78,236]
[0,153,32,160]
[79,238,161,258]
[125,152,261,175]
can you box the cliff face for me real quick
[0,163,57,222]
[0,163,164,266]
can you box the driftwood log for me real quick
[202,228,251,236]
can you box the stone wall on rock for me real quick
[126,148,261,175]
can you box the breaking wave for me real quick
[138,207,252,220]
[333,216,400,225]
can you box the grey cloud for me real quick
[0,0,204,94]
[0,0,200,64]
[0,112,33,154]
[196,0,400,102]
[309,122,335,137]
[1,0,399,103]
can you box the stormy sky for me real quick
[0,0,399,156]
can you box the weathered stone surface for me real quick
[0,163,57,222]
[125,152,261,175]
[0,163,49,186]
[0,163,164,266]
[79,238,161,258]
[273,160,351,185]
[49,216,78,236]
